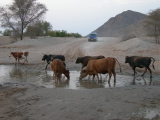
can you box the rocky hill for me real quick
[92,10,147,38]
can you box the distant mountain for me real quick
[92,10,147,38]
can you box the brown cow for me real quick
[79,57,121,82]
[9,51,29,65]
[51,59,70,82]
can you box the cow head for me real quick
[79,67,88,80]
[75,57,80,63]
[64,70,70,80]
[42,54,48,61]
[75,57,83,64]
[125,56,129,63]
[9,52,13,57]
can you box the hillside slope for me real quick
[92,10,147,38]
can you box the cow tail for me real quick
[151,57,155,70]
[115,58,122,72]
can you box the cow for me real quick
[42,54,65,70]
[9,51,29,65]
[79,57,122,83]
[75,55,105,68]
[51,59,70,82]
[23,51,29,63]
[125,56,155,78]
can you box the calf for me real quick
[79,57,121,82]
[75,55,105,68]
[42,54,65,70]
[9,51,29,65]
[125,56,155,78]
[51,59,70,82]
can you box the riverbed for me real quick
[0,65,159,90]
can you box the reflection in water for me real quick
[131,77,152,86]
[139,106,160,119]
[79,80,105,89]
[0,65,159,89]
[55,79,69,88]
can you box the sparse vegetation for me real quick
[25,21,82,38]
[48,30,82,37]
[144,8,160,43]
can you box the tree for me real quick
[0,0,47,40]
[42,21,52,35]
[25,20,52,38]
[144,8,160,43]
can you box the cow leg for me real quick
[108,72,112,83]
[53,73,56,82]
[22,59,26,65]
[17,58,21,65]
[23,57,28,64]
[132,67,137,75]
[99,74,102,80]
[147,67,152,78]
[96,73,100,81]
[19,58,23,64]
[88,75,91,80]
[53,72,57,82]
[57,73,61,81]
[112,69,116,82]
[45,63,49,70]
[92,74,100,81]
[25,57,28,63]
[142,67,147,77]
[18,59,20,64]
[92,75,95,80]
[14,58,17,65]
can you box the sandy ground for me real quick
[0,36,160,120]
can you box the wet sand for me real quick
[0,37,160,120]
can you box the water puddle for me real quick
[0,65,159,90]
[139,106,160,119]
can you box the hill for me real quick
[92,10,147,38]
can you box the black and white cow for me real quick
[42,54,65,70]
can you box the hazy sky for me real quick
[0,0,160,36]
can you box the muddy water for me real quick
[0,65,159,89]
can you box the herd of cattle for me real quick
[9,51,155,83]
